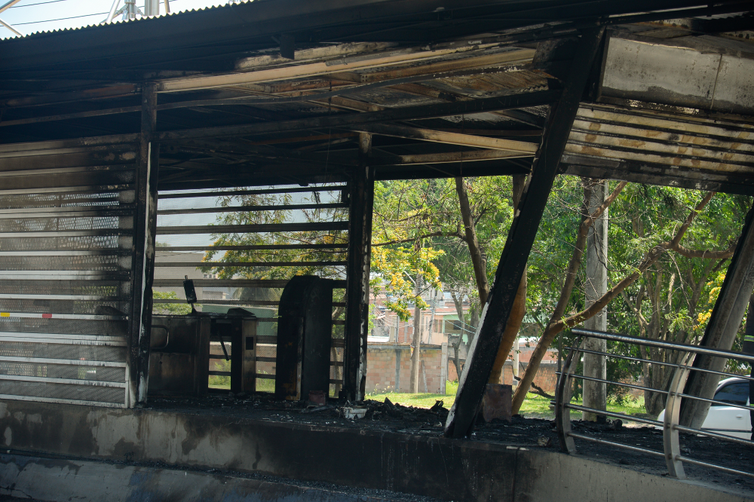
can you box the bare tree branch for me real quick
[455,177,490,305]
[672,241,737,260]
[372,231,459,247]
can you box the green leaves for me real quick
[371,245,443,321]
[371,177,515,320]
[203,188,348,281]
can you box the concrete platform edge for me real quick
[0,401,751,502]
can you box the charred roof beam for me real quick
[158,89,559,142]
[354,123,538,154]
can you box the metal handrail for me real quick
[567,432,665,458]
[561,371,670,397]
[565,343,754,384]
[572,328,754,364]
[563,403,662,427]
[556,329,754,482]
[673,423,754,446]
[559,359,754,411]
[676,456,754,479]
[566,346,686,369]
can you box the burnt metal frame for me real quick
[343,133,374,401]
[445,26,606,438]
[0,0,751,415]
[127,83,160,407]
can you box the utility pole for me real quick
[410,276,423,393]
[583,180,608,421]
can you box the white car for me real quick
[658,377,752,440]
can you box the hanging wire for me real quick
[11,11,109,26]
[8,0,67,8]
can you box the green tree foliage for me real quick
[371,244,443,320]
[203,188,349,282]
[372,177,515,322]
[527,176,587,327]
[370,179,446,319]
[605,186,747,414]
[372,176,518,382]
[521,180,748,415]
[152,291,192,315]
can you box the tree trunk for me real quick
[583,180,608,421]
[449,289,468,378]
[410,276,423,393]
[455,177,489,304]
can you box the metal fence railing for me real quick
[556,327,754,481]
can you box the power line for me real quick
[12,11,108,26]
[9,0,67,8]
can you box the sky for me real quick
[0,0,231,39]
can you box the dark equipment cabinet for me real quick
[275,276,333,401]
[148,315,211,397]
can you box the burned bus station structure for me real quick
[0,0,753,500]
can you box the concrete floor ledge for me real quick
[0,401,751,501]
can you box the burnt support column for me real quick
[342,133,374,402]
[127,82,160,407]
[681,201,754,427]
[444,27,605,438]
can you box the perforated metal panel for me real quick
[0,144,137,407]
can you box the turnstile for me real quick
[148,309,257,397]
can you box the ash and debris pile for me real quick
[146,392,558,446]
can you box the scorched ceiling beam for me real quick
[158,89,559,142]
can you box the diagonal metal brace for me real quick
[444,26,606,438]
